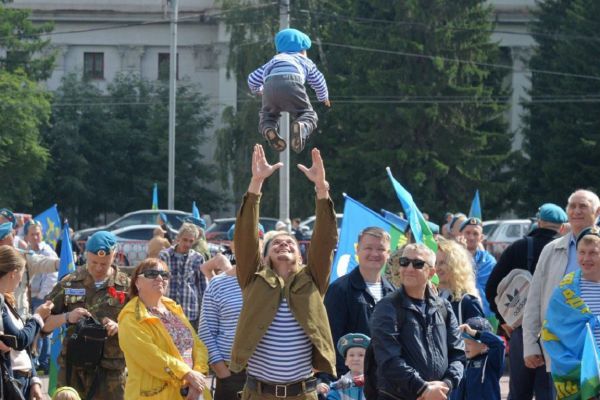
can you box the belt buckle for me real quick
[275,384,287,398]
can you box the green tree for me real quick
[37,73,221,227]
[520,0,600,210]
[217,0,515,220]
[0,5,55,80]
[0,70,50,208]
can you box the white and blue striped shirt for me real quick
[247,298,313,383]
[198,274,243,364]
[247,53,329,101]
[580,278,600,346]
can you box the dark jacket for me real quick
[324,266,395,376]
[440,292,484,326]
[370,286,465,400]
[1,301,41,380]
[485,227,559,323]
[451,332,505,400]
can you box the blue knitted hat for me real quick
[275,28,311,53]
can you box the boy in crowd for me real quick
[453,317,505,400]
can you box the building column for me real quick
[509,46,533,151]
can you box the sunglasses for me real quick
[138,269,171,280]
[398,257,429,269]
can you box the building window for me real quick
[158,53,179,80]
[84,52,104,80]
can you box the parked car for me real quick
[205,217,280,243]
[112,224,223,267]
[485,219,532,259]
[74,209,192,243]
[299,214,344,238]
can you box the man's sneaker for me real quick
[262,128,286,152]
[291,121,309,154]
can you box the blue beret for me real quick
[537,203,568,224]
[86,231,117,256]
[0,222,13,240]
[576,225,600,248]
[337,333,370,357]
[24,219,42,235]
[184,216,206,230]
[227,223,265,241]
[449,213,466,231]
[459,217,482,232]
[427,221,440,234]
[0,208,16,228]
[275,28,311,53]
[461,316,494,342]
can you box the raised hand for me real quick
[297,148,328,188]
[249,144,283,194]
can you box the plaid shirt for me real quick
[159,246,206,321]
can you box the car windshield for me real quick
[483,223,499,237]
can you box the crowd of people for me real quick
[0,144,599,400]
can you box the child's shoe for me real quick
[263,127,286,152]
[291,121,310,153]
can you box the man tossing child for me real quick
[248,28,330,153]
[453,317,505,400]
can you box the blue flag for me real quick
[34,205,61,249]
[48,222,77,395]
[192,201,200,219]
[152,183,158,210]
[386,168,437,252]
[469,190,482,220]
[380,209,409,232]
[331,194,403,282]
[581,323,600,399]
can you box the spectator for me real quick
[323,333,370,400]
[0,222,58,318]
[485,203,566,400]
[118,258,211,400]
[184,216,212,261]
[436,237,484,324]
[159,222,206,330]
[230,145,338,399]
[448,213,467,241]
[441,212,454,239]
[43,231,130,399]
[523,190,600,380]
[25,219,58,374]
[291,217,305,241]
[459,217,496,317]
[370,243,465,400]
[147,226,170,258]
[542,226,600,399]
[325,227,395,377]
[52,387,82,400]
[453,317,505,400]
[0,208,27,249]
[0,245,54,400]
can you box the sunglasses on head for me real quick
[398,257,429,269]
[139,269,171,279]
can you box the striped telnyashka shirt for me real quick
[198,273,243,364]
[247,298,313,383]
[580,278,600,346]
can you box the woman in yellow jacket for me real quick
[118,258,212,400]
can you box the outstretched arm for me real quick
[236,144,282,288]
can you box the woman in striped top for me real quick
[230,144,338,400]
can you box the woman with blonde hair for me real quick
[436,237,484,324]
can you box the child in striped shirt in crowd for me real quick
[247,28,330,154]
[317,333,370,400]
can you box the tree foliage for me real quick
[36,74,221,227]
[520,0,600,210]
[217,0,515,221]
[0,70,51,208]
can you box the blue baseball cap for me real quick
[0,208,16,228]
[275,28,311,53]
[337,333,371,357]
[537,203,568,224]
[184,216,206,230]
[461,317,493,342]
[86,231,117,256]
[227,223,265,241]
[0,222,13,240]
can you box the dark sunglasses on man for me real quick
[138,269,171,279]
[398,257,429,269]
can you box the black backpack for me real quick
[363,290,448,400]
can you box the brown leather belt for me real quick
[13,369,33,378]
[246,375,317,398]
